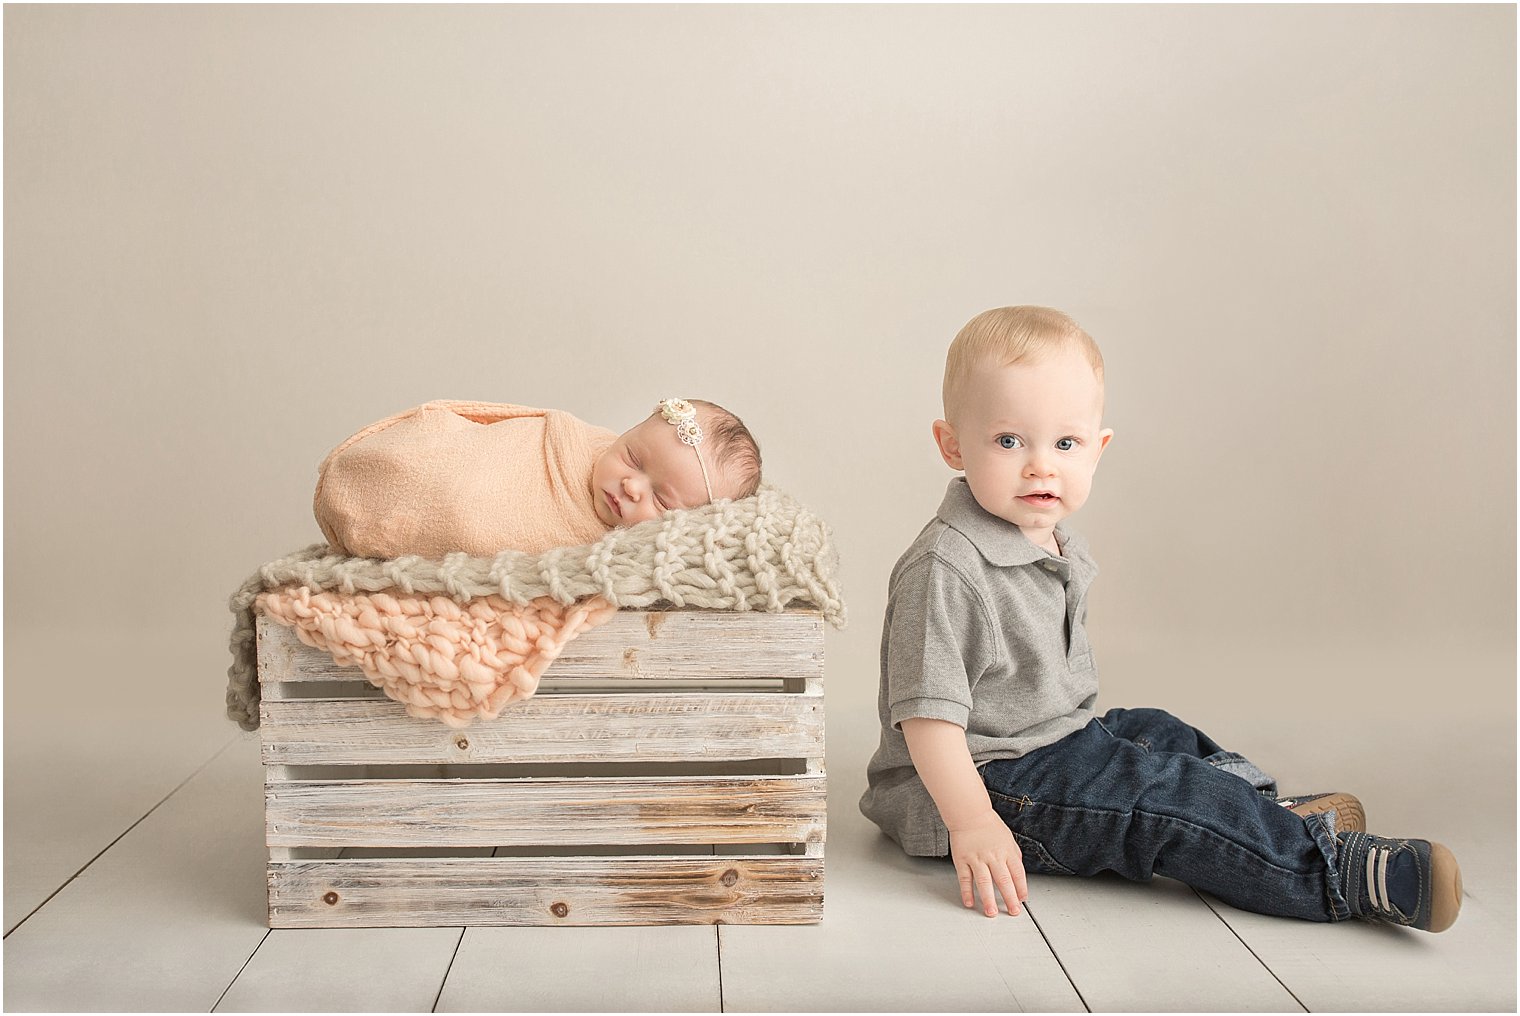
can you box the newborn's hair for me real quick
[691,399,763,499]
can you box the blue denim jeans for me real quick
[977,707,1349,922]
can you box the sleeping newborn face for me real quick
[591,412,717,528]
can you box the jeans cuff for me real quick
[1204,751,1278,794]
[1308,812,1352,921]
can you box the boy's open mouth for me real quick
[1019,492,1059,504]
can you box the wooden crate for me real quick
[256,606,826,927]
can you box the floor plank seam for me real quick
[716,923,726,1013]
[431,927,467,1012]
[211,927,272,1012]
[1023,900,1091,1013]
[1192,888,1309,1013]
[2,733,241,941]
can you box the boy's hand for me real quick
[899,718,1031,918]
[948,810,1029,917]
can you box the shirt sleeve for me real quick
[884,553,998,732]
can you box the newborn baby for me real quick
[315,398,762,559]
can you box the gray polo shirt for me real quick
[859,477,1101,857]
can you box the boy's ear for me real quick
[1095,427,1114,463]
[931,419,964,470]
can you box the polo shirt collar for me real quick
[936,477,1083,567]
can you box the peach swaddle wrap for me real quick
[314,400,616,560]
[261,400,621,727]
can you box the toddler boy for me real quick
[859,306,1462,932]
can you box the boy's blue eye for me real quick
[1056,437,1077,452]
[997,435,1020,449]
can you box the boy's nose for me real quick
[1024,456,1056,478]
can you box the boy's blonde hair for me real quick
[942,306,1105,421]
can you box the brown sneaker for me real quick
[1277,792,1366,833]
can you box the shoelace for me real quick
[1342,833,1416,922]
[1366,843,1394,915]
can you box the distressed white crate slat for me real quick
[266,775,827,848]
[256,609,824,683]
[268,856,824,928]
[260,692,824,765]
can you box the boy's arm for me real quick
[902,717,1029,918]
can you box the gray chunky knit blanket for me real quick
[226,485,846,730]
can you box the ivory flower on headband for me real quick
[657,398,714,502]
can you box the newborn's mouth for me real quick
[605,491,623,518]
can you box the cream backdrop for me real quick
[5,7,1513,765]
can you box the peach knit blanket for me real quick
[256,587,617,727]
[315,401,615,559]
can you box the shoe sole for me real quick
[1286,793,1366,834]
[1428,841,1462,933]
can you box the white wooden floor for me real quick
[4,628,1515,1012]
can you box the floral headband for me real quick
[657,398,714,503]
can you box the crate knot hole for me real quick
[322,891,340,906]
[646,613,666,638]
[454,736,470,751]
[550,901,569,918]
[720,869,739,887]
